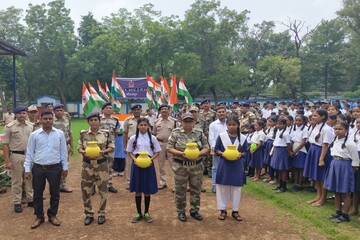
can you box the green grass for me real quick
[70,119,88,157]
[245,180,360,240]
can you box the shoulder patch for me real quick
[6,121,15,127]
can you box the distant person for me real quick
[3,107,14,125]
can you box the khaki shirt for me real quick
[99,115,119,138]
[199,109,216,136]
[123,116,138,139]
[240,111,257,133]
[3,112,14,125]
[152,117,178,142]
[167,127,209,161]
[53,116,71,142]
[2,120,34,151]
[78,129,115,160]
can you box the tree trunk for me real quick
[210,85,218,104]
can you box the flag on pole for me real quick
[146,89,154,107]
[97,80,110,102]
[82,83,95,116]
[146,76,155,91]
[111,98,122,112]
[178,77,193,104]
[88,82,106,108]
[111,71,127,99]
[161,76,170,104]
[154,81,162,96]
[105,82,111,99]
[169,75,178,111]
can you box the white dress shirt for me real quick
[126,132,161,156]
[209,119,227,148]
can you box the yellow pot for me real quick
[223,145,239,161]
[85,141,101,158]
[184,142,200,160]
[136,152,152,168]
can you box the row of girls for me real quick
[244,106,360,223]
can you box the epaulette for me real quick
[80,130,88,134]
[154,118,161,123]
[124,116,133,121]
[5,121,15,128]
[26,120,34,126]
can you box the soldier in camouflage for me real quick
[99,102,120,193]
[239,103,257,134]
[167,113,209,222]
[53,104,74,193]
[78,112,115,225]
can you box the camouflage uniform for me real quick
[53,116,72,189]
[99,115,119,188]
[123,116,138,182]
[198,109,216,175]
[3,120,34,204]
[167,127,209,214]
[78,128,115,218]
[240,110,257,134]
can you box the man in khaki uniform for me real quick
[3,106,34,213]
[27,105,42,130]
[152,104,178,190]
[3,107,15,125]
[123,104,142,189]
[53,104,74,193]
[239,103,257,134]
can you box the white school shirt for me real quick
[126,133,161,156]
[350,130,360,151]
[331,138,360,167]
[265,126,275,141]
[273,129,291,147]
[209,119,227,148]
[250,130,266,144]
[286,125,294,138]
[291,125,308,153]
[349,124,357,135]
[308,123,335,146]
[246,133,254,144]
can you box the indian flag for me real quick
[111,71,127,98]
[105,82,111,99]
[82,83,95,116]
[146,89,155,107]
[169,75,178,112]
[88,82,105,108]
[178,77,193,104]
[146,76,155,92]
[97,80,110,102]
[111,98,121,113]
[161,76,170,104]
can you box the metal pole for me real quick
[13,54,17,108]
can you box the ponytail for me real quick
[315,122,326,142]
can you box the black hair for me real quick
[132,117,154,151]
[41,110,54,117]
[330,122,349,149]
[277,118,287,139]
[266,116,278,134]
[227,116,243,151]
[315,109,328,142]
[285,115,294,134]
[337,114,351,124]
[293,114,307,131]
[354,118,360,143]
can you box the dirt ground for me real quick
[0,157,325,240]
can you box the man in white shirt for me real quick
[208,106,227,193]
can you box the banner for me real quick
[116,77,147,99]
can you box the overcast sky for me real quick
[3,0,343,32]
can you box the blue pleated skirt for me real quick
[270,146,289,170]
[130,161,158,194]
[292,151,307,169]
[354,152,360,192]
[324,159,354,193]
[249,145,264,169]
[263,139,274,165]
[303,144,331,181]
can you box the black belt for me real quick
[11,151,25,155]
[34,163,61,169]
[174,158,202,166]
[333,156,346,160]
[83,158,107,164]
[241,131,248,134]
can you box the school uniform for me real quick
[324,138,359,193]
[291,125,308,169]
[263,127,275,165]
[351,130,360,192]
[215,132,246,211]
[249,130,266,169]
[244,133,253,166]
[126,133,161,194]
[270,129,291,170]
[303,123,335,181]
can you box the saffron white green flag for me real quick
[178,77,193,104]
[88,82,105,108]
[82,83,95,116]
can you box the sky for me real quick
[2,0,343,33]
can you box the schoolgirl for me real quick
[270,118,291,192]
[303,109,335,206]
[325,122,359,223]
[327,106,341,116]
[126,117,161,223]
[215,116,247,221]
[263,116,277,182]
[249,120,266,181]
[350,118,360,216]
[349,107,360,135]
[336,114,351,125]
[285,115,294,137]
[290,115,308,191]
[245,124,255,177]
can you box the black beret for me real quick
[200,98,210,105]
[53,104,64,111]
[232,101,239,105]
[131,104,142,110]
[86,111,100,121]
[158,104,170,111]
[13,106,27,114]
[102,102,112,110]
[241,103,250,108]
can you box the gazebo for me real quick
[0,40,27,108]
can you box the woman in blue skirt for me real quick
[263,116,277,183]
[350,118,360,216]
[126,118,161,223]
[270,118,291,192]
[249,120,266,181]
[325,122,359,223]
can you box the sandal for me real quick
[232,211,243,221]
[218,210,227,220]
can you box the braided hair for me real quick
[337,114,351,124]
[330,122,349,149]
[294,114,307,131]
[285,115,294,134]
[315,109,328,142]
[132,117,155,151]
[277,118,287,139]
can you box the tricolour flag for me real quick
[161,76,170,104]
[146,76,155,91]
[111,98,122,112]
[82,83,95,116]
[169,75,178,111]
[178,77,193,104]
[88,82,105,108]
[97,80,110,102]
[146,89,154,107]
[105,82,111,99]
[111,71,127,99]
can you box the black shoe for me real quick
[190,212,203,221]
[98,216,106,224]
[108,186,118,193]
[27,202,34,207]
[84,216,94,225]
[14,204,22,213]
[332,215,350,223]
[178,213,187,222]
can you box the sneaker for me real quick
[131,213,143,223]
[143,212,153,223]
[332,215,350,223]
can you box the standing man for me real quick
[152,104,178,190]
[239,103,257,135]
[24,110,68,229]
[3,107,15,125]
[123,104,142,189]
[27,105,42,130]
[78,112,114,225]
[208,106,228,193]
[3,106,34,213]
[52,104,73,193]
[99,102,120,193]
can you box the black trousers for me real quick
[32,163,62,219]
